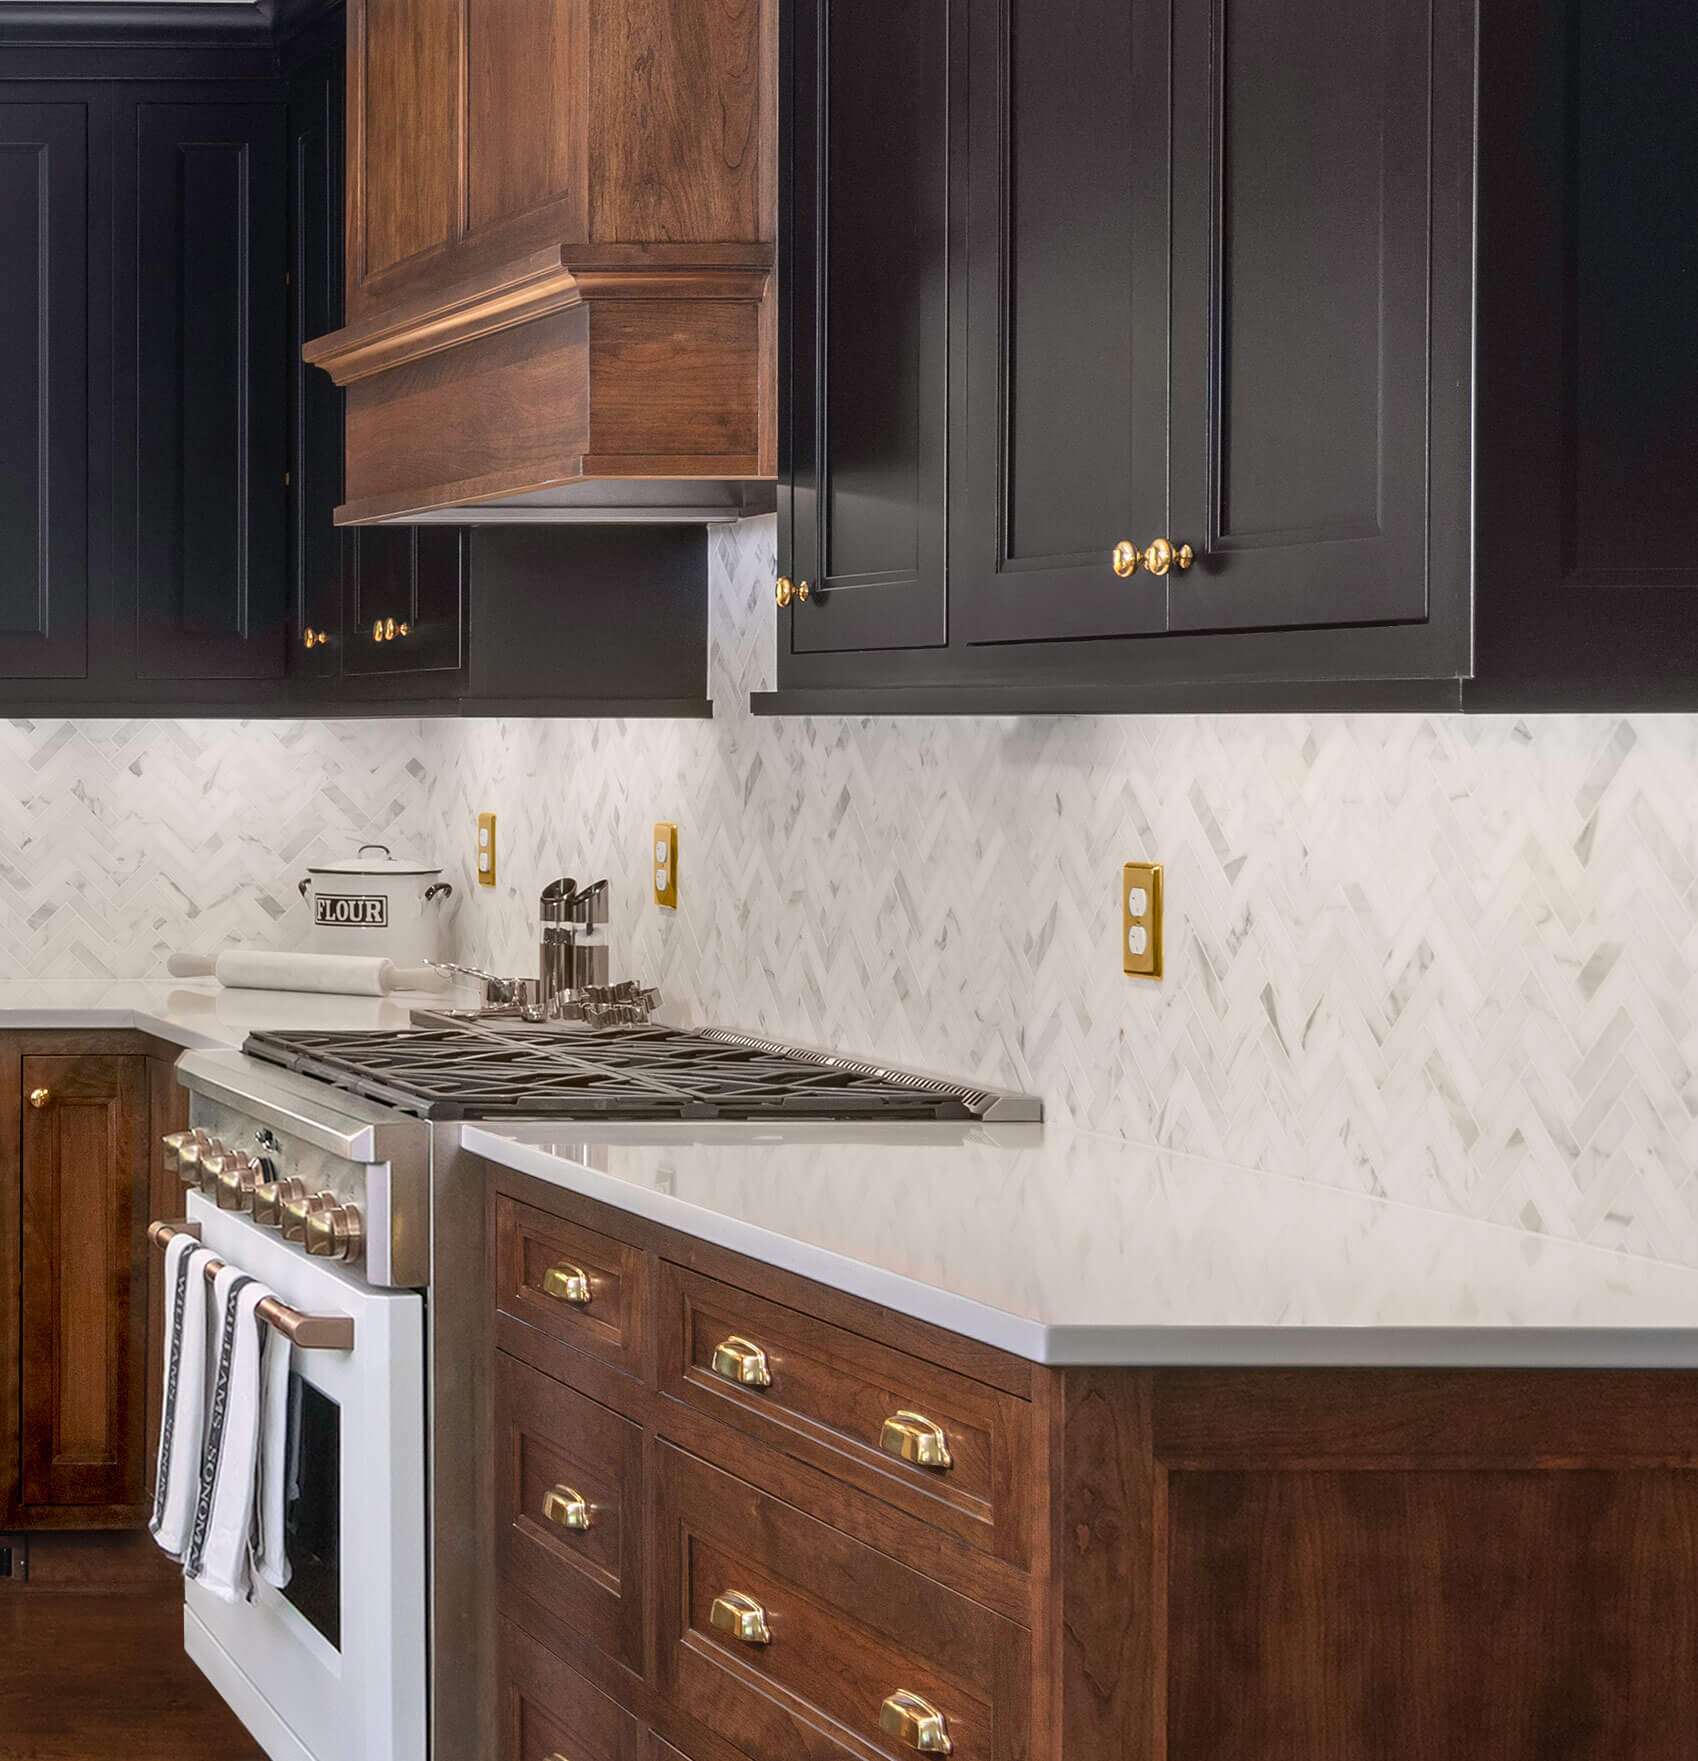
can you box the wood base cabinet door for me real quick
[18,1055,150,1519]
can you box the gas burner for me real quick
[241,1023,1041,1124]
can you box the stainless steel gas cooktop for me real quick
[242,1023,1042,1124]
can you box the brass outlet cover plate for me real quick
[653,821,678,908]
[477,811,497,888]
[1123,862,1163,979]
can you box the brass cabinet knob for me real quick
[1112,540,1141,578]
[306,1202,364,1263]
[775,576,794,607]
[397,621,410,637]
[302,627,330,648]
[253,1178,305,1229]
[542,1263,592,1306]
[372,619,385,641]
[709,1590,772,1646]
[797,579,811,602]
[27,1087,50,1110]
[542,1485,592,1531]
[879,1411,953,1471]
[710,1335,772,1388]
[881,1691,954,1754]
[1141,537,1194,577]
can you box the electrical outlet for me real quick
[653,822,678,908]
[1123,862,1163,979]
[477,812,497,887]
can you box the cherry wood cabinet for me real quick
[768,0,1698,714]
[305,0,778,525]
[482,1159,1698,1761]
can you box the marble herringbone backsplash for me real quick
[3,516,1695,1265]
[432,517,1698,1265]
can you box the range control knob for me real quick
[162,1129,209,1174]
[280,1189,331,1244]
[216,1157,263,1213]
[252,1178,307,1230]
[195,1146,241,1195]
[305,1202,365,1264]
[174,1133,220,1184]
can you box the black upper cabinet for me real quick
[0,96,90,680]
[770,0,1698,712]
[782,0,956,656]
[120,94,288,681]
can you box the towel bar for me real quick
[148,1219,357,1351]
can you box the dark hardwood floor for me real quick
[0,1532,263,1760]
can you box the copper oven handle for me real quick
[147,1220,355,1351]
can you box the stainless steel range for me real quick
[166,1022,1040,1761]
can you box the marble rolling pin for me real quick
[166,949,448,996]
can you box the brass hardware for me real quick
[373,619,385,641]
[710,1335,772,1388]
[216,1159,260,1213]
[879,1411,953,1471]
[161,1129,207,1174]
[1112,541,1141,578]
[397,621,410,637]
[305,1202,364,1263]
[281,1190,330,1243]
[542,1485,592,1531]
[147,1220,355,1350]
[775,576,794,608]
[1140,537,1194,577]
[796,580,811,602]
[173,1133,218,1183]
[881,1691,954,1754]
[709,1590,772,1646]
[542,1263,592,1306]
[252,1177,305,1229]
[27,1087,49,1110]
[197,1150,243,1196]
[1123,860,1164,980]
[302,627,330,648]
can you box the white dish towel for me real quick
[182,1262,295,1600]
[149,1231,212,1557]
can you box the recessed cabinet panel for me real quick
[130,101,288,679]
[0,102,89,679]
[1168,0,1434,632]
[341,526,466,678]
[786,0,954,654]
[956,0,1170,643]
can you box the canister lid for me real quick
[306,842,442,878]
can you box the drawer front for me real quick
[657,1443,1031,1761]
[496,1352,645,1676]
[661,1262,1032,1567]
[496,1192,645,1380]
[498,1615,638,1761]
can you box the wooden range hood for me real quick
[304,0,777,526]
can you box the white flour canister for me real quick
[298,844,455,966]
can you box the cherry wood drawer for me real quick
[660,1261,1034,1568]
[495,1192,645,1381]
[656,1443,1031,1761]
[495,1352,646,1678]
[498,1615,638,1761]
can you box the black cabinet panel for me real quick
[0,100,88,679]
[955,0,1169,644]
[340,527,465,678]
[785,0,954,654]
[1168,0,1434,632]
[125,99,287,679]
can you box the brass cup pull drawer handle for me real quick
[881,1690,954,1754]
[711,1335,773,1388]
[710,1590,772,1646]
[542,1485,592,1531]
[880,1411,953,1471]
[542,1262,592,1305]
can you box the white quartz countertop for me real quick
[0,977,452,1049]
[462,1120,1698,1368]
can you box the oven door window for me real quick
[282,1375,341,1651]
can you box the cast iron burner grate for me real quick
[241,1023,1036,1122]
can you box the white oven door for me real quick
[180,1193,426,1761]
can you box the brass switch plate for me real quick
[477,812,497,888]
[653,821,678,908]
[1123,862,1163,979]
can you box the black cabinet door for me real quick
[0,98,89,679]
[783,0,958,656]
[119,97,288,680]
[1166,0,1443,634]
[955,0,1169,644]
[339,527,465,681]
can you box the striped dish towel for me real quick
[149,1232,211,1559]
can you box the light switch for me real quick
[653,822,678,908]
[478,812,497,888]
[1123,862,1163,979]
